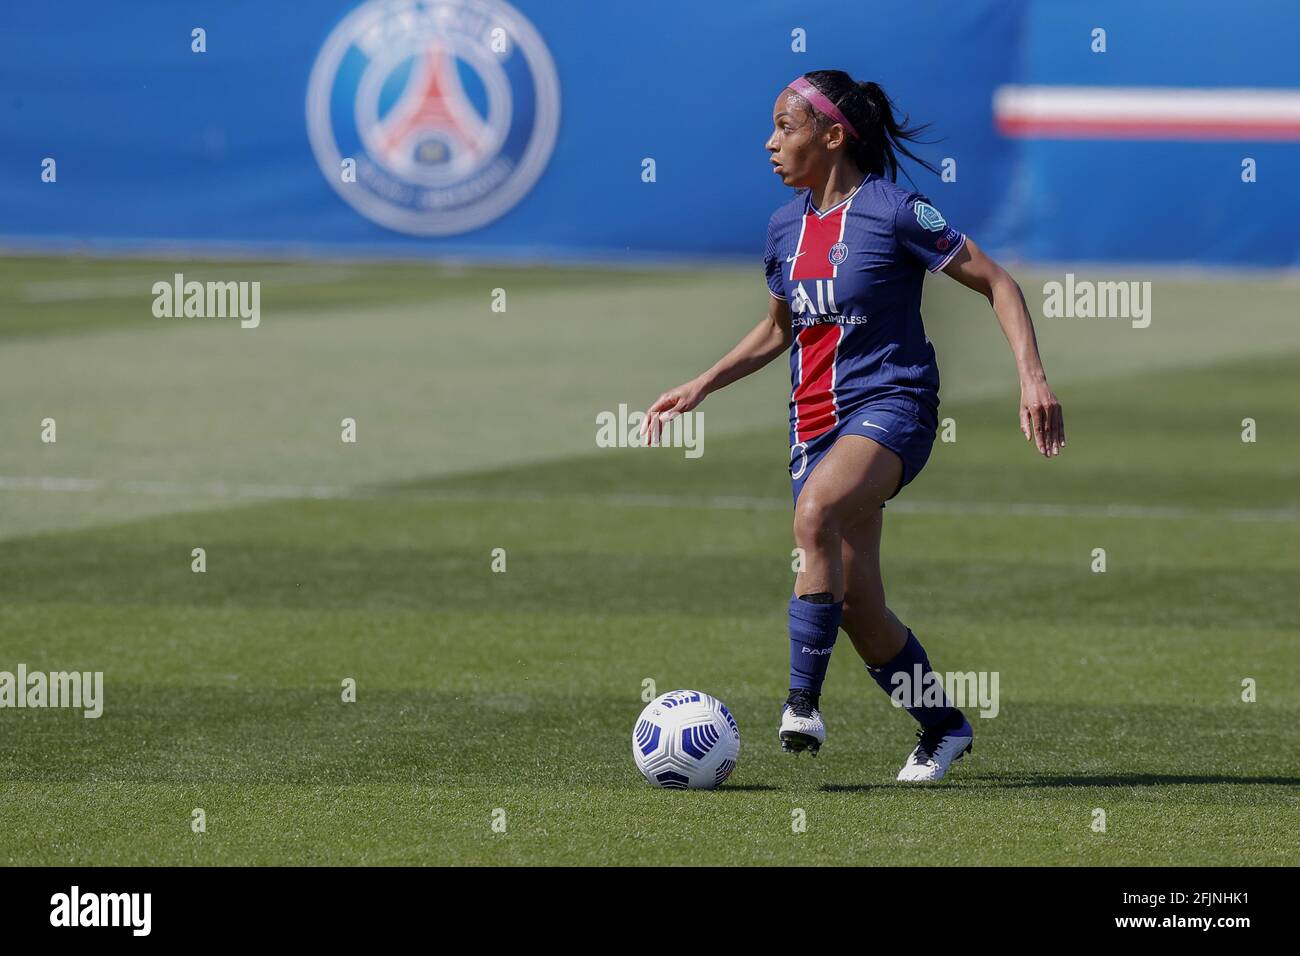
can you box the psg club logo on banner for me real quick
[306,0,561,236]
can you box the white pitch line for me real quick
[20,267,361,303]
[0,475,1294,524]
[0,475,355,500]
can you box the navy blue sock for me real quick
[788,592,842,694]
[866,629,958,728]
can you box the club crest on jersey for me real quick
[828,241,849,266]
[914,201,947,232]
[306,0,560,236]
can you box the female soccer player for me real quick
[642,70,1063,782]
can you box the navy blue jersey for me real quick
[763,174,963,443]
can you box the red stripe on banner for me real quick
[790,208,844,280]
[996,116,1300,141]
[793,324,841,443]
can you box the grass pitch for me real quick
[0,256,1296,865]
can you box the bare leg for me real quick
[780,434,904,755]
[792,434,902,600]
[838,506,909,666]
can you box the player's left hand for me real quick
[1019,378,1064,457]
[640,377,707,446]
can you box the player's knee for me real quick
[792,492,844,547]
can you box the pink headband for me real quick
[786,76,859,140]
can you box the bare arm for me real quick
[641,294,792,444]
[942,239,1065,457]
[700,294,792,393]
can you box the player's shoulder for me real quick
[859,175,926,212]
[860,178,956,239]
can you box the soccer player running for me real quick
[641,71,1064,782]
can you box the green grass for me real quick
[0,256,1296,865]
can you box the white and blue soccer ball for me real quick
[632,690,741,790]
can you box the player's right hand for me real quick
[640,378,707,446]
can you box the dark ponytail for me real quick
[799,70,938,184]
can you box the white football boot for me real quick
[779,688,826,756]
[896,712,973,782]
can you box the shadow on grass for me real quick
[821,773,1300,792]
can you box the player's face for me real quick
[767,89,823,188]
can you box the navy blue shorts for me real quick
[790,396,938,507]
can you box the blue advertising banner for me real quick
[1,0,1296,266]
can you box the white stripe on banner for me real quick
[993,85,1300,140]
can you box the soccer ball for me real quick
[632,689,741,789]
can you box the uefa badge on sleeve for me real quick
[914,201,947,232]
